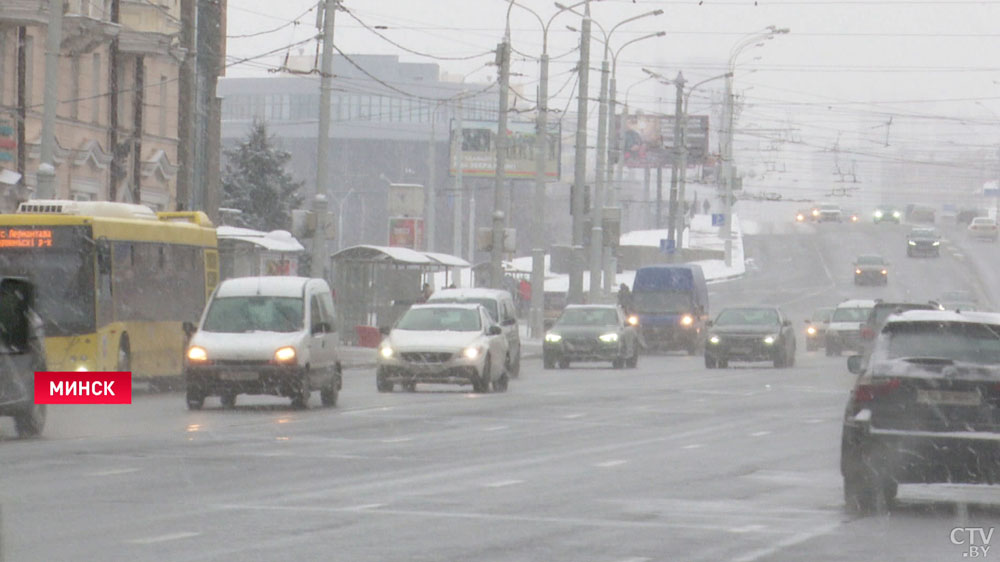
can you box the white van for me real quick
[427,287,522,376]
[184,276,342,410]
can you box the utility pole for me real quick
[427,107,437,252]
[490,35,511,289]
[178,0,197,210]
[531,47,549,337]
[35,0,65,199]
[589,55,608,301]
[720,72,734,267]
[569,1,591,304]
[667,72,684,251]
[452,97,464,270]
[313,0,337,279]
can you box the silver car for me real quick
[377,303,509,393]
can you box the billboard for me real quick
[449,120,561,179]
[387,183,424,217]
[388,217,424,250]
[615,113,710,169]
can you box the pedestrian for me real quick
[702,199,711,214]
[617,283,633,314]
[420,282,433,303]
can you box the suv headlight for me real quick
[599,333,619,343]
[680,315,694,327]
[806,326,816,335]
[874,210,884,218]
[379,346,394,359]
[763,335,776,345]
[463,346,482,359]
[908,240,916,246]
[932,241,940,246]
[709,335,721,344]
[545,333,562,343]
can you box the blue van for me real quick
[631,264,709,354]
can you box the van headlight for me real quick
[187,346,208,363]
[627,315,639,326]
[709,335,721,344]
[908,240,916,246]
[763,335,776,345]
[379,346,394,359]
[599,333,619,343]
[874,210,884,218]
[680,314,694,327]
[545,333,562,343]
[274,346,297,363]
[892,211,901,218]
[463,346,481,360]
[806,326,816,336]
[932,241,940,246]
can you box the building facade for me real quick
[0,0,188,211]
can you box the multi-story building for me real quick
[219,54,508,255]
[0,0,192,211]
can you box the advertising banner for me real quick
[449,120,561,179]
[616,113,711,168]
[388,217,424,250]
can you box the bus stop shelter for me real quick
[331,245,470,345]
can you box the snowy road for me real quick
[1,217,998,561]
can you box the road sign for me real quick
[711,213,725,227]
[659,238,675,254]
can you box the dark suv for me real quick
[842,310,1000,513]
[0,278,47,438]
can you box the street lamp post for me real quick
[721,26,789,266]
[507,0,587,337]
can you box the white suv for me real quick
[826,299,877,356]
[428,288,522,376]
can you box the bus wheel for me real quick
[118,335,131,373]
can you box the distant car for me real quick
[704,306,796,368]
[543,305,640,369]
[908,204,935,223]
[853,254,889,286]
[427,287,522,377]
[0,278,47,438]
[937,290,980,312]
[844,210,860,223]
[804,307,834,351]
[185,276,343,410]
[905,227,941,257]
[816,204,843,223]
[826,299,877,356]
[873,206,902,224]
[376,303,509,393]
[956,208,986,226]
[841,310,1000,513]
[967,217,998,242]
[794,209,810,223]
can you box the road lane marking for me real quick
[682,444,704,450]
[86,468,139,477]
[750,431,771,437]
[595,460,628,468]
[485,425,509,431]
[126,532,200,544]
[381,437,412,443]
[345,503,384,511]
[614,558,652,562]
[730,524,767,533]
[484,479,524,488]
[730,522,840,562]
[563,413,586,419]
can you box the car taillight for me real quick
[861,327,875,340]
[853,378,901,402]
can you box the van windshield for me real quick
[632,291,692,314]
[202,296,304,333]
[429,297,498,321]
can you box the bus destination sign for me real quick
[0,228,55,248]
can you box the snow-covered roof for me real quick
[424,251,471,268]
[217,226,305,253]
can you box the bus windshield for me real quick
[0,244,95,336]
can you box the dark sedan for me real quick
[873,206,902,224]
[704,307,796,368]
[854,254,889,286]
[841,310,1000,514]
[543,305,639,369]
[906,227,941,257]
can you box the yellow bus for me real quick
[0,200,218,385]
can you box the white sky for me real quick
[225,0,1000,169]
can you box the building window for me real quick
[24,35,34,112]
[158,75,166,135]
[0,31,6,106]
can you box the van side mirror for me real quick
[502,317,516,326]
[182,321,197,339]
[378,326,390,335]
[488,325,502,336]
[0,278,31,353]
[847,355,864,374]
[544,319,555,331]
[782,319,792,327]
[312,321,331,334]
[705,320,713,328]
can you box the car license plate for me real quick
[220,371,258,381]
[729,347,752,355]
[916,389,981,406]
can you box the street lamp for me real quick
[721,26,789,266]
[505,0,590,336]
[564,6,663,299]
